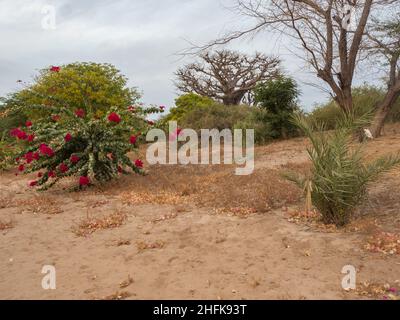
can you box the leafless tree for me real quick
[190,0,396,114]
[175,50,280,105]
[365,11,400,137]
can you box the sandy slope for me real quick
[1,128,400,300]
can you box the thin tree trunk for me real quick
[370,87,400,138]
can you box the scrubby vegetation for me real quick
[285,112,400,227]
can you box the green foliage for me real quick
[12,104,159,190]
[285,112,400,226]
[309,85,400,129]
[159,93,215,127]
[0,132,21,171]
[180,103,251,132]
[3,62,140,122]
[235,107,274,144]
[253,76,300,139]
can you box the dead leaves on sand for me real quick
[354,282,400,300]
[72,210,127,237]
[137,240,166,252]
[120,191,186,206]
[365,231,400,255]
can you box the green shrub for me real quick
[10,103,160,190]
[180,103,251,132]
[235,107,274,144]
[309,85,400,129]
[159,93,215,128]
[285,112,400,227]
[253,76,300,139]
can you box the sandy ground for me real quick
[1,126,400,300]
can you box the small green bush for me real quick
[285,112,400,227]
[308,85,400,129]
[235,107,274,144]
[180,103,251,132]
[253,76,300,139]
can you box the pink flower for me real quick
[65,133,72,142]
[18,164,25,172]
[59,163,69,173]
[135,159,144,168]
[108,112,121,123]
[50,66,60,72]
[25,120,32,127]
[129,135,137,145]
[29,181,38,187]
[389,288,398,293]
[37,172,43,178]
[127,106,136,112]
[27,134,35,142]
[70,155,80,164]
[75,109,85,118]
[48,171,56,178]
[79,176,90,186]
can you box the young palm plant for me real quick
[285,112,400,227]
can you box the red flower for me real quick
[127,106,136,112]
[65,133,72,142]
[17,130,28,140]
[79,176,90,186]
[27,134,35,142]
[59,163,69,173]
[129,135,137,145]
[135,159,144,168]
[48,171,56,178]
[118,166,123,173]
[108,112,121,123]
[10,128,21,137]
[70,155,80,164]
[33,152,40,160]
[51,115,61,122]
[18,164,25,172]
[147,120,155,126]
[50,66,60,72]
[24,152,34,164]
[37,172,43,178]
[75,109,85,118]
[25,120,33,127]
[29,181,38,187]
[160,106,165,111]
[39,144,54,157]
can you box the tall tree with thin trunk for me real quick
[366,13,400,137]
[175,50,280,105]
[191,0,393,113]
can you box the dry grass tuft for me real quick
[103,291,131,300]
[214,207,258,218]
[15,196,63,215]
[0,219,14,231]
[119,275,134,289]
[120,191,187,206]
[73,210,128,237]
[150,213,178,224]
[137,240,166,252]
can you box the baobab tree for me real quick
[175,50,280,105]
[192,0,394,114]
[366,12,400,137]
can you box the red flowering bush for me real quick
[12,104,161,190]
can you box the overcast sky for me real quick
[0,0,364,113]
